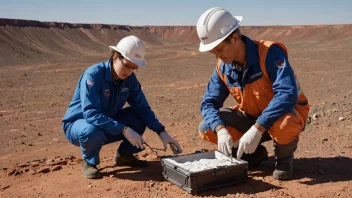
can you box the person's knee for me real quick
[128,119,146,135]
[79,124,106,144]
[198,120,208,133]
[269,126,301,144]
[269,113,303,144]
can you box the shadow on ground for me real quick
[98,156,352,196]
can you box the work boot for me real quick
[273,154,294,180]
[272,137,299,180]
[113,153,147,167]
[82,160,101,179]
[232,145,269,169]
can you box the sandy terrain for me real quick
[0,19,352,197]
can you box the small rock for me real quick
[7,169,16,176]
[88,185,92,188]
[58,160,67,165]
[321,138,328,142]
[31,162,40,167]
[67,155,76,160]
[51,165,62,172]
[339,117,345,121]
[141,153,148,158]
[27,143,34,146]
[109,174,114,178]
[37,133,43,136]
[106,188,112,191]
[8,169,22,176]
[1,185,10,190]
[38,167,51,174]
[149,182,155,188]
[312,114,319,121]
[18,163,29,168]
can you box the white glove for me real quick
[237,125,263,158]
[233,139,239,148]
[123,127,145,149]
[159,131,183,154]
[217,128,233,156]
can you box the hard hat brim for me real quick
[199,16,243,52]
[109,46,146,68]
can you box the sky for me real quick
[0,0,351,26]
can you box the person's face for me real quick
[113,55,138,80]
[209,34,240,64]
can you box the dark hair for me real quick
[224,28,242,44]
[110,51,124,60]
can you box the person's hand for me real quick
[217,128,233,156]
[123,127,145,149]
[159,131,182,154]
[237,125,262,158]
[233,139,239,148]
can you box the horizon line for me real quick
[1,17,351,28]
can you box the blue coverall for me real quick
[62,60,165,165]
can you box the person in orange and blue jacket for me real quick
[62,35,182,179]
[196,8,310,180]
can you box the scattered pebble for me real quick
[339,117,345,121]
[51,165,62,172]
[67,155,76,160]
[37,167,51,174]
[312,114,319,120]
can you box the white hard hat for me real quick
[196,7,243,52]
[109,35,146,67]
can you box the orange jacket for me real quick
[200,36,309,131]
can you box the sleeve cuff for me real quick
[210,120,225,133]
[107,124,125,136]
[256,116,271,131]
[154,126,165,135]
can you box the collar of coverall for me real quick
[104,59,114,82]
[242,35,260,68]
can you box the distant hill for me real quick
[0,18,351,66]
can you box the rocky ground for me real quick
[1,23,352,197]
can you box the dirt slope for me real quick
[1,18,351,66]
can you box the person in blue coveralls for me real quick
[62,35,182,179]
